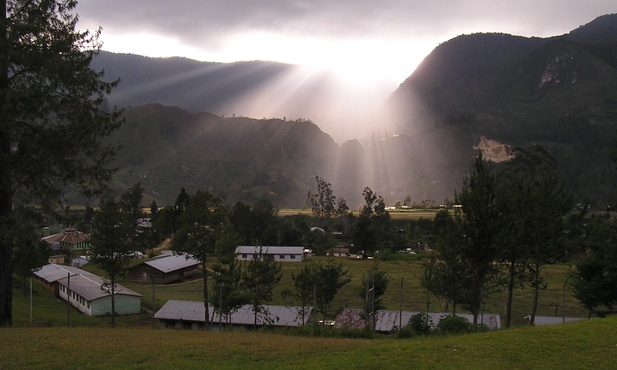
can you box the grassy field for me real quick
[12,255,587,329]
[1,317,616,369]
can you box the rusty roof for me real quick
[42,228,90,245]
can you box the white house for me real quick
[56,274,142,316]
[234,246,304,262]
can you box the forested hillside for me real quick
[99,14,617,208]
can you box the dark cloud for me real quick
[78,0,617,42]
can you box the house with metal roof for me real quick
[42,228,91,252]
[235,246,304,262]
[128,253,200,283]
[56,274,142,316]
[154,300,314,330]
[34,263,98,295]
[34,263,141,316]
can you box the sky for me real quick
[75,0,617,141]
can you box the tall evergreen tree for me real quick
[571,213,617,318]
[172,190,227,330]
[423,210,470,315]
[313,258,350,320]
[0,0,121,325]
[358,266,391,329]
[241,247,282,328]
[496,147,572,327]
[89,188,139,327]
[291,262,317,325]
[455,153,501,324]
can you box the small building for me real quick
[154,299,313,330]
[330,246,350,257]
[48,255,66,265]
[42,228,91,252]
[128,254,200,283]
[235,246,304,262]
[56,274,142,316]
[34,263,98,296]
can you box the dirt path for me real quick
[152,238,171,254]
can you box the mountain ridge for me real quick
[99,14,617,208]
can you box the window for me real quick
[279,255,285,259]
[242,254,247,259]
[290,255,296,259]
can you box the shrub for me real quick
[393,325,416,338]
[436,315,472,335]
[408,312,435,335]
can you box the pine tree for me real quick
[172,190,227,330]
[0,0,121,326]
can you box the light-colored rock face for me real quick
[473,135,515,163]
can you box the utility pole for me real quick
[66,273,71,327]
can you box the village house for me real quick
[34,263,142,316]
[42,228,91,252]
[34,263,98,296]
[234,246,304,262]
[154,299,314,330]
[128,253,200,283]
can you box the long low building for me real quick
[234,246,304,262]
[34,263,142,316]
[57,274,142,316]
[128,253,200,283]
[34,263,99,295]
[335,309,502,332]
[155,300,314,330]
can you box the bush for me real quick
[408,312,435,335]
[436,315,472,335]
[393,325,416,338]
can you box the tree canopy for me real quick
[0,0,121,326]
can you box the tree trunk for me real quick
[110,276,116,328]
[202,260,210,330]
[530,261,540,326]
[0,0,13,327]
[505,260,516,328]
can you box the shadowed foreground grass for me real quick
[1,317,615,369]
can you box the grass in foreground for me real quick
[0,317,615,369]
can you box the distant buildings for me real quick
[234,246,304,262]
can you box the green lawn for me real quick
[13,255,587,329]
[1,317,615,369]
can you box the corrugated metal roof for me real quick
[56,274,141,301]
[34,263,97,283]
[374,310,415,332]
[525,315,584,326]
[154,300,313,327]
[144,254,199,273]
[155,300,206,322]
[234,246,304,255]
[335,309,502,331]
[42,229,89,245]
